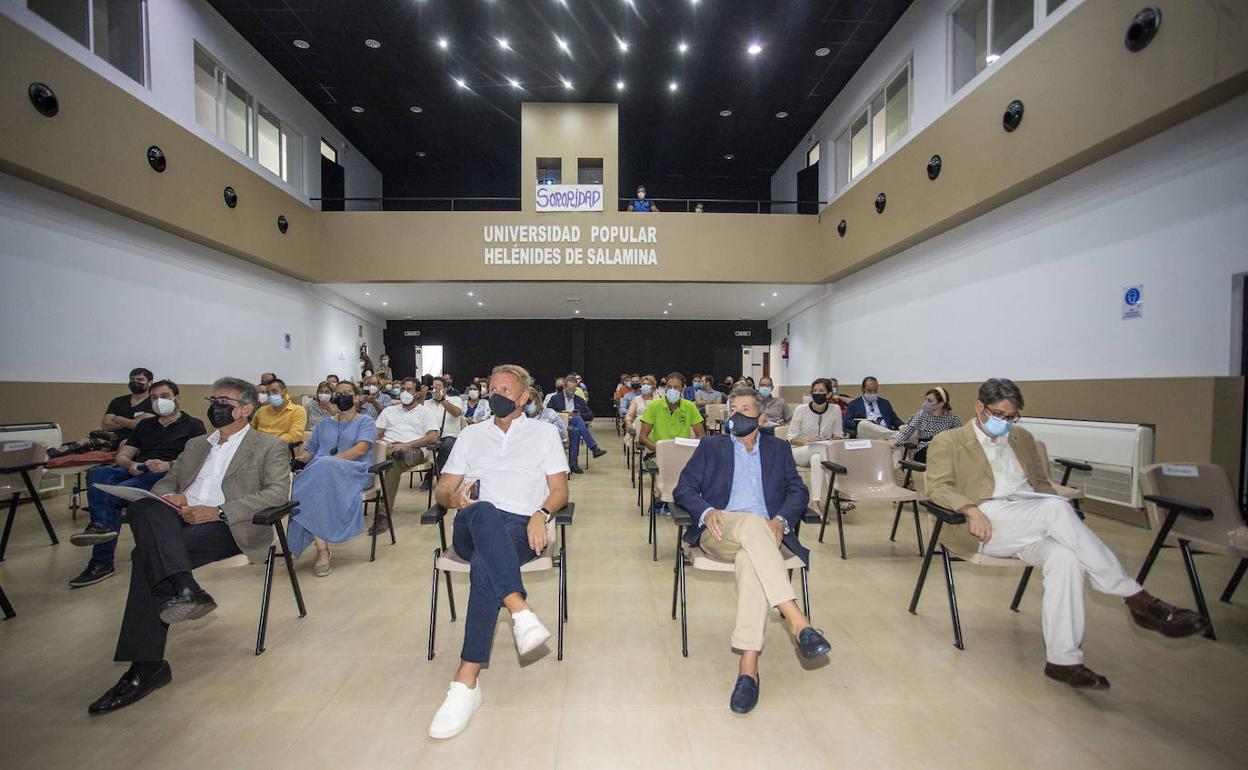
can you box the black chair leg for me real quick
[1136,510,1179,584]
[369,505,380,563]
[1010,567,1033,612]
[557,546,566,661]
[1178,539,1216,640]
[801,567,811,619]
[20,471,58,547]
[1071,499,1085,520]
[255,544,277,655]
[436,520,457,621]
[911,501,924,557]
[834,494,847,560]
[428,548,441,660]
[1221,558,1248,604]
[909,520,944,614]
[0,583,14,619]
[274,522,306,618]
[940,547,964,650]
[678,549,688,658]
[817,483,834,543]
[384,493,397,546]
[671,526,682,620]
[890,502,903,543]
[0,492,18,561]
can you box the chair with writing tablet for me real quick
[818,439,919,559]
[644,438,699,562]
[1035,440,1091,520]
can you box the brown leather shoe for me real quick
[1044,663,1110,690]
[1129,598,1209,638]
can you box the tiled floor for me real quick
[1,426,1246,769]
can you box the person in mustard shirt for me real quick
[252,378,308,447]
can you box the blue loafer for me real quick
[730,674,759,714]
[796,627,832,659]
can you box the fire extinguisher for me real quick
[780,336,790,360]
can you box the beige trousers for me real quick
[699,511,797,651]
[381,446,429,512]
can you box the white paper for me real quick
[1161,464,1198,478]
[673,437,701,447]
[2,441,33,451]
[843,440,871,450]
[93,484,180,510]
[807,439,833,446]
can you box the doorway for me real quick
[321,154,345,211]
[797,161,819,215]
[414,345,443,378]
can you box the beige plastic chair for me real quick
[0,442,56,560]
[819,440,919,559]
[422,502,575,661]
[363,440,397,561]
[1137,463,1248,640]
[643,439,699,561]
[1035,440,1091,518]
[704,404,727,433]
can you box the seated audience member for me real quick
[926,378,1208,689]
[571,374,588,400]
[718,375,736,394]
[375,377,440,519]
[683,374,704,402]
[626,184,659,212]
[69,380,207,588]
[624,376,661,435]
[362,374,392,409]
[695,375,725,410]
[251,378,308,446]
[894,386,961,462]
[288,381,376,577]
[546,373,608,473]
[673,387,830,714]
[101,367,155,442]
[86,377,288,715]
[845,376,902,439]
[525,387,568,442]
[639,373,706,455]
[694,202,705,214]
[259,372,276,387]
[443,373,462,397]
[325,374,340,389]
[828,377,850,418]
[619,375,643,417]
[377,354,393,380]
[419,376,466,487]
[543,378,566,407]
[428,364,569,740]
[743,376,757,389]
[613,374,632,407]
[305,381,338,431]
[788,378,844,514]
[756,377,790,425]
[461,381,492,424]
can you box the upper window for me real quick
[840,60,911,184]
[952,0,1054,94]
[194,45,303,189]
[806,143,820,168]
[28,0,148,85]
[320,139,338,164]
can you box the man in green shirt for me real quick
[639,372,706,450]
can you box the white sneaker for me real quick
[428,681,483,739]
[511,609,551,655]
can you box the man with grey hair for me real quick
[673,386,831,714]
[926,377,1208,690]
[86,376,291,715]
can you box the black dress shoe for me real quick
[158,587,217,624]
[1044,663,1110,690]
[796,627,832,659]
[68,561,115,588]
[730,674,759,714]
[590,447,608,459]
[569,465,584,474]
[88,662,172,715]
[1129,598,1210,638]
[70,522,119,547]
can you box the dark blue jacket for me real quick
[546,390,593,422]
[845,395,901,434]
[673,433,810,563]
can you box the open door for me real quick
[321,154,345,211]
[797,162,819,215]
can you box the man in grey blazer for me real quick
[88,377,290,715]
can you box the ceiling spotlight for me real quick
[663,310,670,315]
[365,38,381,49]
[760,302,766,307]
[719,109,732,117]
[775,111,789,118]
[747,43,763,55]
[985,53,1000,64]
[574,309,581,314]
[497,37,511,51]
[555,35,570,53]
[667,302,673,306]
[292,39,310,49]
[618,38,629,53]
[724,153,735,160]
[416,151,427,157]
[616,80,625,90]
[477,301,484,306]
[771,291,778,297]
[350,105,364,113]
[382,301,388,306]
[562,77,573,89]
[438,37,449,49]
[678,40,689,54]
[669,81,678,92]
[365,292,371,296]
[467,291,475,297]
[453,76,468,89]
[815,46,830,57]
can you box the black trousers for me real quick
[435,436,456,475]
[114,498,241,663]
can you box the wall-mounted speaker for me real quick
[1003,99,1025,132]
[277,214,289,234]
[223,186,238,208]
[837,219,847,237]
[875,193,887,214]
[146,146,166,173]
[1125,7,1161,52]
[27,82,59,117]
[927,154,942,180]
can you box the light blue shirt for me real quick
[620,390,639,416]
[700,435,769,525]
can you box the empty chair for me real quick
[704,403,728,434]
[1137,463,1248,640]
[643,439,699,561]
[1035,440,1092,518]
[818,440,919,559]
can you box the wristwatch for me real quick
[538,507,553,522]
[217,506,228,523]
[772,516,791,535]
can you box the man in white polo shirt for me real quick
[374,377,440,524]
[418,375,465,490]
[427,363,569,740]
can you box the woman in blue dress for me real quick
[289,381,376,576]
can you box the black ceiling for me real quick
[206,0,913,203]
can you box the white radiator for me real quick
[0,422,64,495]
[1017,417,1154,508]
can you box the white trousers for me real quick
[979,497,1142,665]
[792,445,830,506]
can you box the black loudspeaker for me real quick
[1003,100,1024,132]
[27,82,59,117]
[1125,7,1161,52]
[277,214,289,234]
[146,146,167,173]
[927,154,942,180]
[223,186,238,208]
[875,193,886,214]
[837,219,847,237]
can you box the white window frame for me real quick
[840,58,913,185]
[27,0,151,86]
[948,0,1049,98]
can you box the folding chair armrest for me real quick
[671,504,694,527]
[921,501,967,525]
[820,460,847,475]
[642,459,658,475]
[899,459,926,473]
[420,504,448,525]
[1142,495,1214,521]
[1054,457,1092,472]
[368,459,395,475]
[555,502,575,525]
[801,509,823,525]
[252,501,298,526]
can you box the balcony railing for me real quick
[310,197,825,214]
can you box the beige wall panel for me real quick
[0,16,319,280]
[520,103,619,213]
[1212,0,1248,83]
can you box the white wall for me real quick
[769,93,1248,387]
[771,0,1081,208]
[0,0,382,206]
[0,172,384,386]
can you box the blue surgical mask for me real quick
[863,393,878,404]
[268,393,284,407]
[981,411,1012,437]
[758,386,772,398]
[693,382,702,390]
[665,388,681,404]
[524,402,537,416]
[640,384,653,395]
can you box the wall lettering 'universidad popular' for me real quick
[482,225,658,266]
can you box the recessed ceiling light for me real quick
[292,39,310,49]
[574,309,581,314]
[747,43,763,55]
[724,153,735,160]
[663,310,670,315]
[775,111,789,118]
[467,291,475,297]
[416,151,427,158]
[453,76,468,89]
[760,302,766,307]
[771,291,778,297]
[678,40,689,54]
[815,46,830,57]
[719,109,732,117]
[617,38,629,53]
[365,38,381,49]
[669,81,678,92]
[562,77,573,89]
[507,77,521,89]
[555,35,570,53]
[364,291,370,296]
[667,302,673,306]
[477,301,484,306]
[497,37,511,51]
[616,80,625,90]
[409,105,423,113]
[382,301,388,306]
[437,37,449,49]
[985,53,1000,64]
[350,105,364,113]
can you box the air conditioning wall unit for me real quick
[0,422,65,496]
[1017,417,1155,509]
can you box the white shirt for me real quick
[185,424,250,508]
[973,422,1033,499]
[442,414,569,517]
[420,395,466,438]
[375,403,437,444]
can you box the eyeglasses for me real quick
[204,396,244,406]
[984,407,1022,423]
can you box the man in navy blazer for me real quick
[845,376,902,439]
[673,387,831,714]
[545,373,606,472]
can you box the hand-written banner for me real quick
[482,225,658,266]
[535,184,604,212]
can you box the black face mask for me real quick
[630,382,640,389]
[488,392,517,418]
[128,380,146,395]
[810,393,829,405]
[332,394,356,412]
[727,413,760,437]
[207,402,237,429]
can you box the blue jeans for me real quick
[85,465,165,565]
[452,502,535,664]
[567,415,597,467]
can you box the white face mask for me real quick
[152,397,176,417]
[467,389,479,400]
[365,385,378,394]
[399,390,415,406]
[637,191,646,200]
[317,392,331,402]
